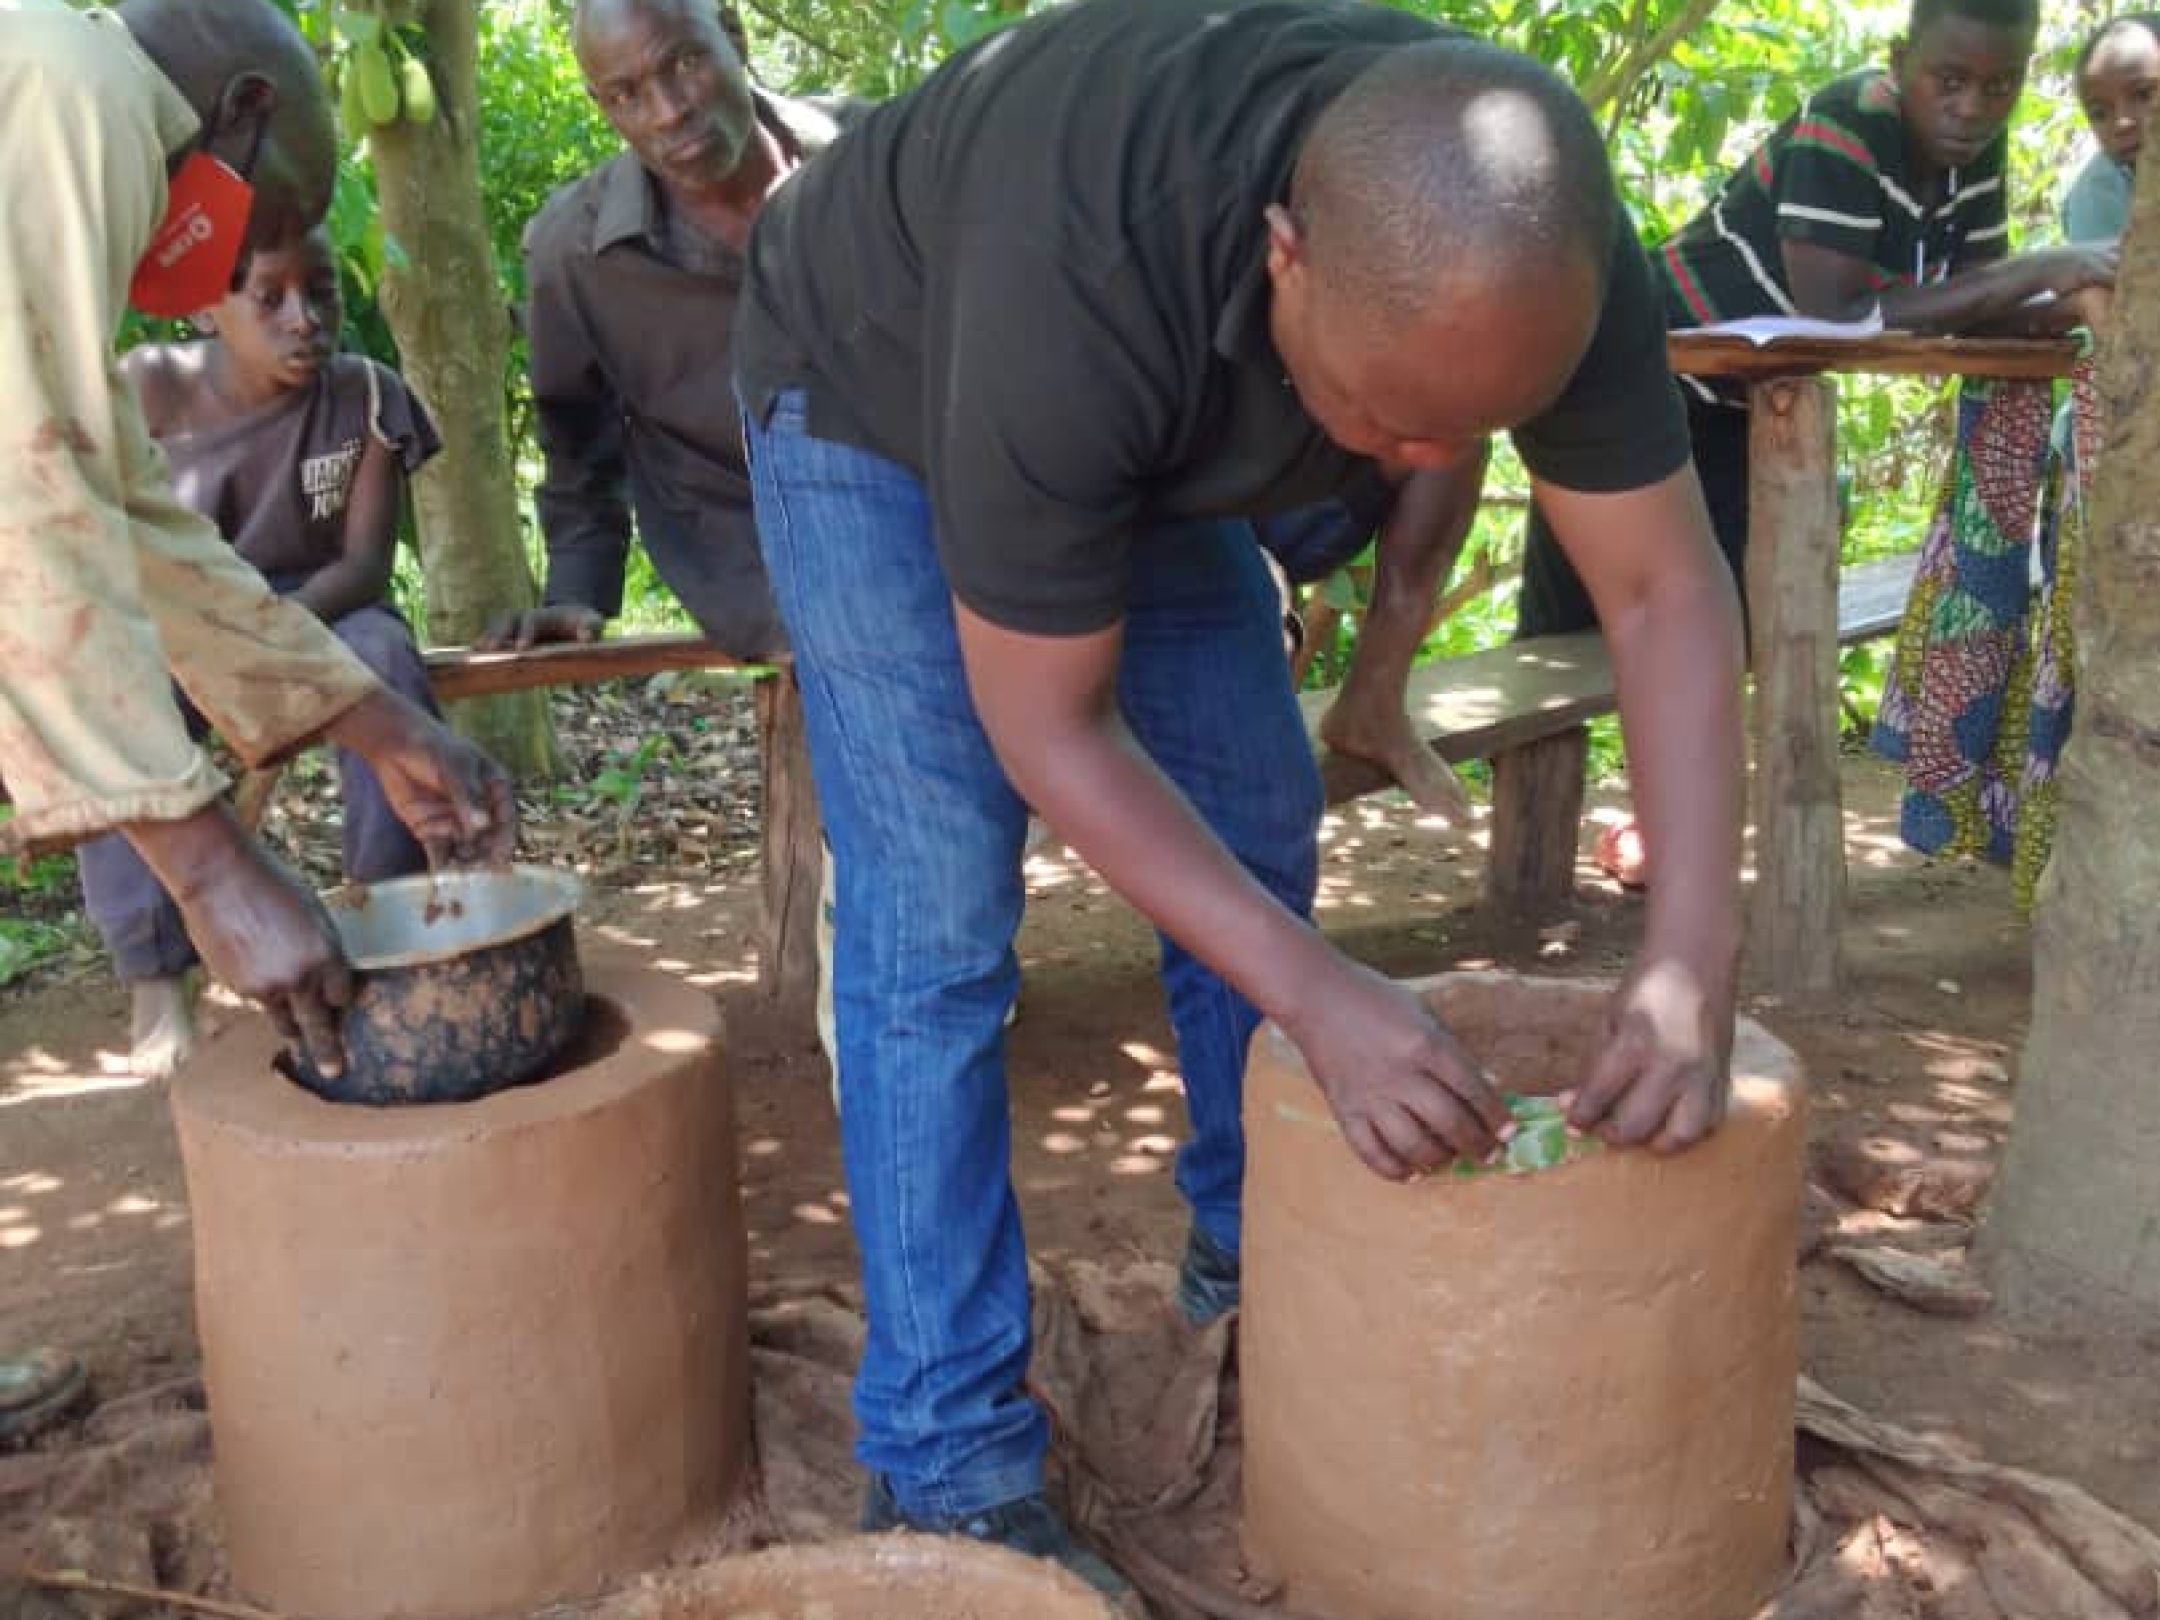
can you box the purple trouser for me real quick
[77,603,437,983]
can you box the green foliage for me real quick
[1,850,76,908]
[0,826,83,991]
[471,2,621,576]
[0,919,72,990]
[592,733,675,810]
[573,732,680,856]
[614,544,698,634]
[738,0,1037,95]
[279,0,2112,702]
[474,5,621,312]
[1840,640,1894,738]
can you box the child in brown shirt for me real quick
[79,226,444,1078]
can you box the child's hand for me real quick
[475,605,604,651]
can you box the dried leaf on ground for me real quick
[1819,1123,1995,1220]
[1831,1245,1994,1316]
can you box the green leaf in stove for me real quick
[1505,1118,1573,1172]
[1505,1093,1569,1127]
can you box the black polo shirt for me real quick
[736,0,1690,636]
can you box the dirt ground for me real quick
[3,742,2157,1604]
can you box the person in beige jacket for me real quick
[0,0,513,1439]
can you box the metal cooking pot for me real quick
[283,865,585,1107]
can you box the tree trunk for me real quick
[1979,164,2160,1325]
[367,0,556,776]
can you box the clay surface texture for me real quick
[1241,970,1806,1620]
[575,1536,1119,1620]
[170,960,749,1620]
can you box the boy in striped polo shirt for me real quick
[1521,0,2114,644]
[1520,0,2114,888]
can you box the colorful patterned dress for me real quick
[1870,358,2097,908]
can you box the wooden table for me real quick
[1665,331,2079,996]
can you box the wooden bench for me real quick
[1299,550,1920,907]
[422,558,1916,1013]
[433,549,1919,993]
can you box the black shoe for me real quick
[860,1475,1133,1602]
[1175,1224,1241,1326]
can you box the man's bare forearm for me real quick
[1604,567,1744,987]
[121,801,260,904]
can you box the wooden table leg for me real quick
[1745,376,1846,996]
[755,670,823,1020]
[1486,728,1589,913]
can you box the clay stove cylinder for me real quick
[1242,970,1805,1620]
[169,961,748,1620]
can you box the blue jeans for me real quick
[743,390,1320,1519]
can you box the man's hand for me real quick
[124,807,357,1077]
[2044,283,2115,338]
[475,604,604,652]
[1282,962,1513,1178]
[1993,253,2122,335]
[1318,691,1474,823]
[1536,468,1743,1158]
[2063,284,2115,330]
[2021,243,2120,298]
[1318,457,1486,822]
[1564,955,1733,1153]
[951,597,1505,1185]
[323,690,517,867]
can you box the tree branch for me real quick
[1582,0,1728,117]
[1602,0,1655,138]
[734,0,848,66]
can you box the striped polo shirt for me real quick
[1654,68,2009,337]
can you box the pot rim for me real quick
[327,864,584,971]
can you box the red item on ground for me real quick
[1595,819,1648,890]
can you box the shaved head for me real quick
[1265,38,1619,470]
[118,0,322,107]
[573,0,727,57]
[117,0,337,246]
[1290,40,1615,334]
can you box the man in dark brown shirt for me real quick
[483,0,851,657]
